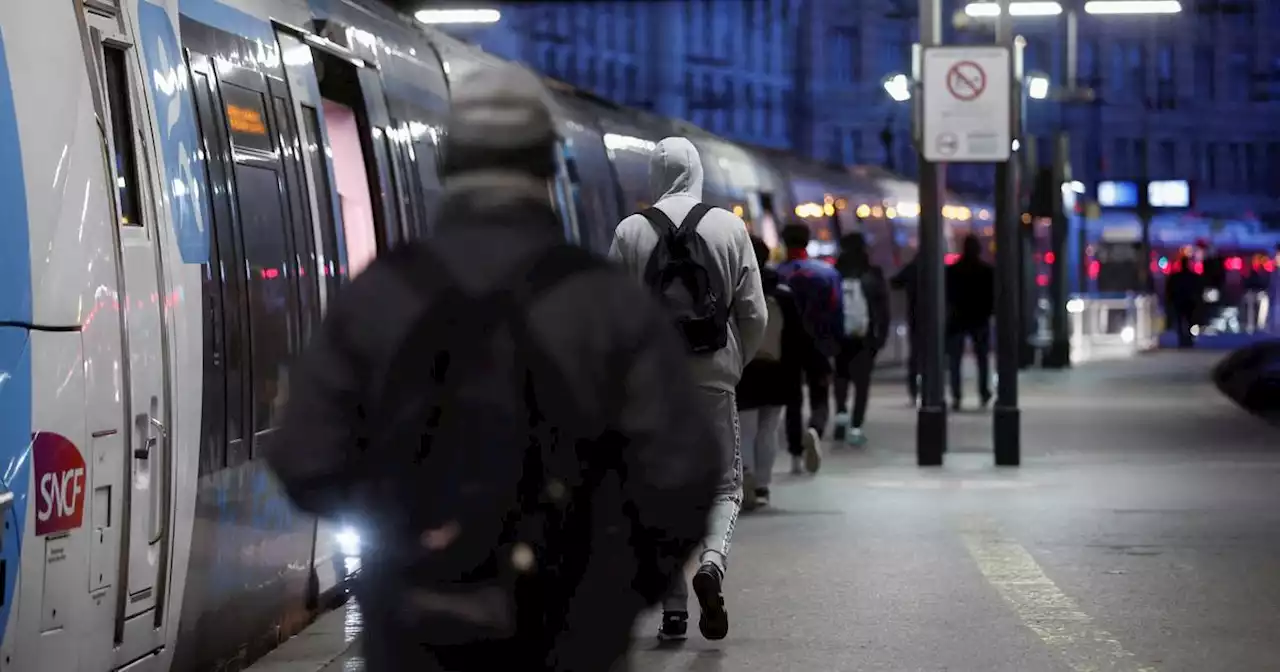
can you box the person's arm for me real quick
[731,225,768,362]
[267,294,368,518]
[613,308,721,605]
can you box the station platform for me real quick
[247,351,1279,672]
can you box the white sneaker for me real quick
[790,455,805,474]
[802,428,822,473]
[847,427,867,447]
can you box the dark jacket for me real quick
[890,257,918,329]
[835,258,892,350]
[1166,266,1204,315]
[736,268,825,409]
[268,180,721,671]
[945,255,996,334]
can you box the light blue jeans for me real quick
[663,387,742,613]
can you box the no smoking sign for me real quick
[922,46,1012,163]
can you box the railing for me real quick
[1066,293,1161,362]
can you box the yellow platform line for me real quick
[962,526,1159,672]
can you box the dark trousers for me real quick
[1171,309,1196,348]
[785,364,830,456]
[834,338,876,428]
[947,326,991,404]
[906,325,920,401]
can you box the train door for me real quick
[79,3,174,664]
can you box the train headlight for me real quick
[335,527,361,557]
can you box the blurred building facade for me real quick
[465,0,1280,225]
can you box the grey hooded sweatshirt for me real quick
[609,137,767,393]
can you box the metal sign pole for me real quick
[916,0,946,466]
[993,0,1021,466]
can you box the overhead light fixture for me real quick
[414,8,502,25]
[964,1,1063,17]
[1083,0,1181,14]
[883,73,911,102]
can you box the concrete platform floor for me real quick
[248,351,1280,672]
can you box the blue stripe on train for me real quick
[0,28,33,650]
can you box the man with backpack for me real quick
[776,221,842,474]
[268,65,723,672]
[609,136,767,643]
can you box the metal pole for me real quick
[1043,7,1076,369]
[993,0,1020,466]
[916,0,946,466]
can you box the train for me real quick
[0,2,1276,672]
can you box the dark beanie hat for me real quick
[442,64,557,179]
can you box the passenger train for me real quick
[0,2,1275,672]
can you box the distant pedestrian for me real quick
[268,64,722,672]
[736,235,824,510]
[610,135,767,642]
[945,234,995,410]
[1166,250,1204,348]
[832,233,891,446]
[891,255,920,405]
[777,221,842,473]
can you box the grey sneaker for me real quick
[802,428,822,473]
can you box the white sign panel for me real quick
[922,46,1012,163]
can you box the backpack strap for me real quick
[677,203,714,237]
[637,207,677,237]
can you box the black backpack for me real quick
[360,242,612,647]
[638,203,730,354]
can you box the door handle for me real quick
[134,414,166,460]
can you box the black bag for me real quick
[638,203,730,354]
[362,243,609,646]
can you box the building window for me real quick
[1112,138,1129,176]
[1206,143,1218,188]
[1126,43,1145,101]
[1194,45,1215,101]
[1133,138,1147,176]
[1109,44,1127,98]
[1079,40,1098,81]
[1228,143,1241,189]
[1228,49,1252,101]
[1155,42,1175,108]
[1159,140,1177,176]
[1244,143,1258,192]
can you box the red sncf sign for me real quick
[32,432,86,537]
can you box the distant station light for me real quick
[963,1,1063,18]
[883,73,911,102]
[414,8,501,24]
[1083,0,1181,14]
[1027,74,1051,100]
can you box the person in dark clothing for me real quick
[832,233,891,446]
[776,221,841,474]
[945,234,995,410]
[1166,251,1204,348]
[266,64,721,672]
[890,255,920,404]
[736,235,824,509]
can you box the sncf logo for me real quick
[32,433,86,536]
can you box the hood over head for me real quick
[649,136,704,202]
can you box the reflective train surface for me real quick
[0,2,1271,672]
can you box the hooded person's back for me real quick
[267,65,720,672]
[609,137,767,390]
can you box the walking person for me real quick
[266,65,723,672]
[610,136,767,642]
[891,254,920,405]
[776,221,842,473]
[1166,250,1204,347]
[945,234,996,410]
[737,235,825,510]
[831,233,891,447]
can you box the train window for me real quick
[411,132,443,231]
[221,83,275,154]
[300,105,343,292]
[101,46,143,227]
[233,163,297,440]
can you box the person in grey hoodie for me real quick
[609,136,767,643]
